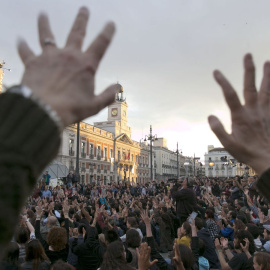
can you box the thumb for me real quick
[149,259,158,267]
[89,84,120,116]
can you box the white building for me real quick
[204,146,237,178]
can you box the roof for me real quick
[209,147,226,153]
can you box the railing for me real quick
[90,168,94,173]
[97,169,101,173]
[97,155,101,160]
[89,153,94,159]
[69,166,74,171]
[104,169,107,173]
[81,167,86,172]
[69,150,74,156]
[81,152,86,158]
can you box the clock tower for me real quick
[94,84,131,137]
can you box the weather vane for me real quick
[0,60,11,72]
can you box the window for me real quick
[69,139,74,151]
[118,150,121,160]
[89,143,94,155]
[97,146,101,156]
[81,141,86,157]
[110,149,113,158]
[104,147,107,158]
[131,154,134,161]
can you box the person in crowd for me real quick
[176,221,191,246]
[205,208,220,240]
[42,171,51,187]
[253,252,270,270]
[170,177,197,225]
[21,239,50,270]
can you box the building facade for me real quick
[204,145,237,178]
[57,85,151,185]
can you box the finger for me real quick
[150,259,158,267]
[213,70,242,115]
[87,84,120,117]
[243,53,257,106]
[259,61,270,105]
[17,39,35,65]
[208,115,232,150]
[38,13,56,50]
[66,7,89,49]
[85,22,116,71]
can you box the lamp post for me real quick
[208,158,215,177]
[176,142,182,179]
[144,125,157,181]
[75,122,80,183]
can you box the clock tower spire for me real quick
[94,83,131,138]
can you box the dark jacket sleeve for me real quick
[257,169,270,201]
[35,220,49,250]
[171,187,191,200]
[0,92,60,257]
[146,236,170,270]
[191,237,199,270]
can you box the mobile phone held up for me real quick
[188,211,198,223]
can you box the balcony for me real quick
[81,167,86,172]
[89,154,94,159]
[104,169,107,173]
[97,155,101,160]
[97,169,101,173]
[104,157,108,162]
[69,166,74,171]
[81,152,86,158]
[69,150,74,156]
[90,168,94,173]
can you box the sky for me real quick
[2,0,270,162]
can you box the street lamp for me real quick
[144,125,158,181]
[208,158,215,177]
[75,122,80,183]
[175,142,182,179]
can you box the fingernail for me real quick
[79,6,89,15]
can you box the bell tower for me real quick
[94,84,131,137]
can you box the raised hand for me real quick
[141,210,152,224]
[240,238,250,253]
[208,54,270,176]
[136,242,158,270]
[18,7,120,127]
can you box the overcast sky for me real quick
[2,0,270,162]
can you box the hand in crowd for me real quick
[136,242,158,270]
[18,6,120,127]
[209,54,270,176]
[172,240,185,270]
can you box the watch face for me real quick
[112,109,118,116]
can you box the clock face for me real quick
[111,109,118,116]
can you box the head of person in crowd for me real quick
[182,177,194,189]
[263,225,270,242]
[253,252,270,270]
[47,227,67,252]
[1,242,20,268]
[177,221,191,246]
[228,210,237,221]
[24,239,49,270]
[14,226,30,245]
[100,240,135,270]
[205,208,215,220]
[127,217,138,229]
[234,230,255,254]
[233,219,246,232]
[176,244,194,269]
[104,229,120,245]
[126,229,141,248]
[51,260,74,270]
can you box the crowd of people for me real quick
[2,4,270,270]
[1,175,270,270]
